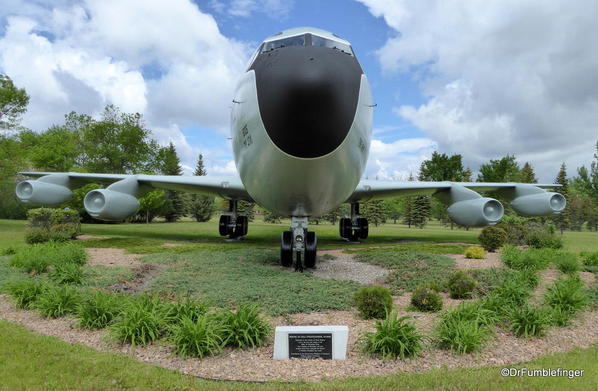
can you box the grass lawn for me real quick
[1,319,596,391]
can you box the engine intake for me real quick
[448,197,504,227]
[511,192,566,216]
[84,189,139,221]
[15,174,72,205]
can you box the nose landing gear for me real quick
[280,216,317,271]
[339,202,368,241]
[218,200,248,239]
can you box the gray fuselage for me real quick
[231,32,373,217]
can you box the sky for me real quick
[1,0,597,182]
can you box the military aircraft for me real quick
[15,27,565,270]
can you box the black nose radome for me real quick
[250,46,363,158]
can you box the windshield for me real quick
[262,35,305,52]
[311,35,353,56]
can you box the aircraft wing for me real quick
[18,171,252,201]
[347,180,561,202]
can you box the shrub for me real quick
[0,245,20,256]
[470,268,520,296]
[165,298,210,324]
[464,246,486,259]
[6,280,47,309]
[508,305,551,338]
[527,230,563,249]
[515,269,540,290]
[481,279,531,316]
[221,304,270,349]
[544,275,587,315]
[9,245,51,274]
[354,286,393,319]
[501,246,551,271]
[442,301,499,327]
[363,313,423,359]
[49,223,79,239]
[49,263,83,285]
[580,251,598,267]
[478,226,507,252]
[54,242,88,266]
[447,271,477,299]
[410,287,443,312]
[436,317,490,354]
[497,216,530,246]
[78,291,123,329]
[170,315,225,358]
[112,294,168,346]
[554,253,580,274]
[24,228,51,244]
[35,285,80,318]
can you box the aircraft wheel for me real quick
[235,215,248,237]
[358,217,369,239]
[348,230,360,242]
[339,217,351,238]
[280,231,293,267]
[304,231,317,268]
[219,215,231,236]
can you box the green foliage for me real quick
[169,315,225,358]
[49,262,83,285]
[165,297,209,324]
[527,229,564,249]
[544,275,587,315]
[469,268,520,295]
[159,142,185,222]
[419,151,469,182]
[464,246,486,259]
[436,310,491,354]
[34,285,80,318]
[580,251,598,267]
[447,271,477,299]
[554,253,581,274]
[221,304,270,349]
[187,195,215,223]
[112,294,168,346]
[363,313,423,359]
[23,126,79,171]
[0,245,19,255]
[362,199,387,227]
[496,216,530,246]
[0,74,29,130]
[354,286,393,319]
[500,245,551,271]
[410,287,443,312]
[508,306,551,338]
[24,229,52,245]
[549,306,575,327]
[262,209,283,224]
[78,291,123,329]
[25,208,81,243]
[442,301,499,327]
[481,278,531,316]
[6,280,47,309]
[478,226,507,252]
[134,190,166,224]
[9,245,51,274]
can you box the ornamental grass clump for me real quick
[481,278,531,316]
[9,245,51,274]
[221,303,270,349]
[508,305,551,338]
[447,271,477,299]
[554,253,581,275]
[544,275,587,315]
[6,279,47,309]
[464,246,486,259]
[170,315,225,358]
[78,291,124,329]
[112,294,168,346]
[580,251,598,267]
[435,309,491,354]
[363,312,423,359]
[500,246,551,271]
[34,285,80,318]
[165,297,210,324]
[410,287,443,312]
[354,286,393,319]
[49,262,83,285]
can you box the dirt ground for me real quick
[86,248,142,267]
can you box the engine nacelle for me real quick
[448,197,504,227]
[15,175,72,205]
[84,189,139,221]
[511,192,566,216]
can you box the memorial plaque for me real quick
[288,333,332,359]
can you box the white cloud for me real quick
[365,137,437,180]
[210,0,294,19]
[358,0,598,181]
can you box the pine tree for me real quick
[401,173,416,228]
[519,162,538,183]
[413,196,431,228]
[362,200,386,226]
[552,162,570,234]
[159,142,185,222]
[263,209,283,223]
[188,154,215,222]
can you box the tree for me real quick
[419,152,469,182]
[572,141,598,206]
[0,74,29,131]
[238,200,255,221]
[263,209,283,223]
[519,162,538,183]
[401,174,417,228]
[552,162,570,234]
[159,142,185,222]
[20,127,79,171]
[477,155,521,182]
[362,200,387,226]
[413,196,431,228]
[187,154,215,222]
[135,190,167,223]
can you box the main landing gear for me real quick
[280,216,317,272]
[339,202,368,242]
[218,200,248,239]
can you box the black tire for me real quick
[339,217,351,238]
[304,231,317,268]
[280,231,293,267]
[358,217,369,239]
[219,215,231,236]
[235,216,248,237]
[348,230,360,242]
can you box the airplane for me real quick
[15,27,565,271]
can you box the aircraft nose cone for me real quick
[250,46,363,158]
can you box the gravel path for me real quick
[309,250,390,285]
[447,251,503,269]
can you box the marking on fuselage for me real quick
[241,124,253,147]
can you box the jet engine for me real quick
[15,174,72,205]
[83,177,144,221]
[436,184,504,227]
[510,186,566,216]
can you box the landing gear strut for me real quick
[339,202,368,241]
[280,216,317,271]
[218,200,248,239]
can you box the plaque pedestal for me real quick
[273,325,348,360]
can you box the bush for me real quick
[221,304,270,349]
[470,268,520,296]
[9,245,51,274]
[497,216,530,246]
[580,251,598,267]
[436,316,490,354]
[49,223,79,239]
[34,285,80,318]
[0,245,20,256]
[515,269,540,290]
[24,228,51,244]
[442,301,499,327]
[481,279,531,316]
[464,246,486,259]
[363,313,423,359]
[78,291,123,329]
[478,226,507,252]
[527,230,563,249]
[508,305,551,338]
[354,286,393,319]
[112,294,168,346]
[170,315,225,358]
[54,242,88,266]
[6,280,47,309]
[49,263,83,285]
[25,208,81,243]
[544,275,587,315]
[410,287,443,312]
[554,253,580,274]
[447,271,477,299]
[165,298,210,324]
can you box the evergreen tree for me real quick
[159,142,185,222]
[401,173,416,228]
[552,162,570,234]
[413,196,431,228]
[362,200,386,226]
[238,200,255,221]
[519,162,538,183]
[263,209,283,223]
[187,154,215,222]
[322,206,342,225]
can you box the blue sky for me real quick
[1,0,597,182]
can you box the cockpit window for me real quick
[262,35,305,52]
[311,35,353,56]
